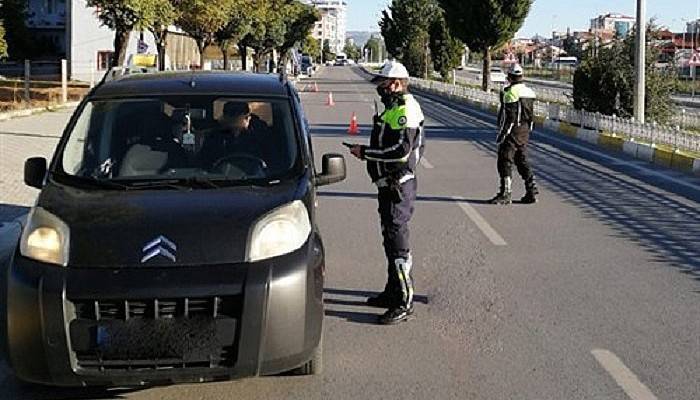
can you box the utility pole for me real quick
[633,0,646,123]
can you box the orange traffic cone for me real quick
[326,92,335,107]
[348,112,360,135]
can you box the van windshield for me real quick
[57,96,300,187]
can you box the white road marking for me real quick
[420,157,434,169]
[451,197,507,246]
[592,349,659,400]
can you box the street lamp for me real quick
[633,0,646,123]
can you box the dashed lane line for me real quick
[452,196,507,246]
[592,349,659,400]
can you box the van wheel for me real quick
[293,333,323,376]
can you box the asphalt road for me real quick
[0,66,699,399]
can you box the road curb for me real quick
[0,101,81,122]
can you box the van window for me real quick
[58,96,300,185]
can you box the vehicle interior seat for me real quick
[119,113,187,177]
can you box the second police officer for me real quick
[348,61,425,325]
[490,64,539,205]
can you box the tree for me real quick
[87,0,159,67]
[145,0,178,70]
[276,1,319,72]
[0,22,7,59]
[573,23,676,123]
[343,41,361,61]
[364,36,383,63]
[215,1,254,70]
[175,0,237,68]
[380,0,440,78]
[439,0,533,91]
[0,0,33,60]
[562,35,582,60]
[429,13,463,80]
[301,34,321,63]
[239,0,287,72]
[322,39,335,64]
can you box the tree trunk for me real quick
[253,51,262,73]
[113,29,131,68]
[482,47,491,92]
[278,50,288,75]
[197,40,205,70]
[153,30,168,71]
[221,40,229,71]
[239,44,248,71]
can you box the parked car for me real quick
[489,67,507,84]
[0,71,347,386]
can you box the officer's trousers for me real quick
[497,135,534,188]
[377,178,417,308]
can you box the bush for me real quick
[573,26,676,123]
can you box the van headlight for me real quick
[247,201,311,262]
[20,207,70,266]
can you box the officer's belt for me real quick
[375,173,415,188]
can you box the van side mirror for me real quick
[315,154,346,186]
[24,157,47,189]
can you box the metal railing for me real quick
[409,76,700,154]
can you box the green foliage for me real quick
[0,22,7,59]
[239,0,287,71]
[301,35,321,62]
[573,24,676,123]
[562,35,582,59]
[215,1,254,69]
[429,13,463,80]
[343,41,361,61]
[322,40,335,63]
[439,0,532,90]
[363,36,384,63]
[278,1,318,55]
[0,0,32,59]
[175,0,238,51]
[380,0,440,77]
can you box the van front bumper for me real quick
[3,234,324,387]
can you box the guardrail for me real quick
[409,77,700,154]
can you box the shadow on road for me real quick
[323,288,428,325]
[318,191,492,205]
[416,92,700,281]
[0,369,145,400]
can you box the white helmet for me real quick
[372,61,410,82]
[508,64,524,77]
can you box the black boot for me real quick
[378,305,414,325]
[366,291,398,308]
[489,177,512,205]
[520,177,539,204]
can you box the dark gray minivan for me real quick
[0,71,345,386]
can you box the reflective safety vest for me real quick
[498,83,536,142]
[361,93,425,185]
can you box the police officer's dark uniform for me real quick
[491,65,539,205]
[351,62,425,325]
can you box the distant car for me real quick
[489,67,507,84]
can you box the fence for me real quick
[0,59,90,111]
[409,77,700,154]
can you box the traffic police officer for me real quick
[491,64,539,205]
[348,61,425,324]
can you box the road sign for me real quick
[689,52,700,67]
[137,39,149,54]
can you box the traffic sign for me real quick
[689,52,700,67]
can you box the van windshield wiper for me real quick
[119,176,223,190]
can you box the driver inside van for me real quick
[198,102,269,171]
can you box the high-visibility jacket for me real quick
[497,83,536,145]
[361,93,425,186]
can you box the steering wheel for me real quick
[211,153,268,177]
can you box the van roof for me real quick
[91,71,290,99]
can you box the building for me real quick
[26,0,67,57]
[26,1,200,82]
[305,0,347,54]
[687,19,700,34]
[590,13,636,38]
